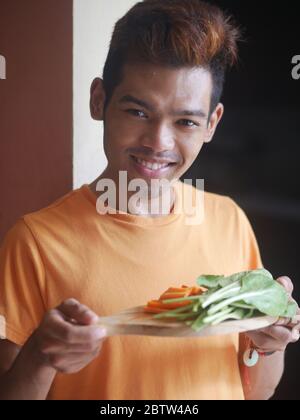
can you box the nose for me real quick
[140,121,175,152]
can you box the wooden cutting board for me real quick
[97,306,280,338]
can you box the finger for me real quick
[276,276,294,296]
[249,329,291,351]
[291,327,300,342]
[40,337,105,355]
[46,310,107,344]
[276,316,300,328]
[275,317,295,327]
[291,322,300,332]
[48,349,101,373]
[276,303,300,328]
[247,331,276,349]
[247,331,284,352]
[263,325,293,343]
[57,299,99,325]
[248,323,299,351]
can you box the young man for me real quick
[0,0,299,400]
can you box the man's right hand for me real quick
[30,298,107,374]
[0,299,106,400]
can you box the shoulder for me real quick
[205,191,253,235]
[178,180,246,222]
[1,218,35,251]
[1,187,87,250]
[24,187,84,223]
[21,187,88,237]
[177,181,255,239]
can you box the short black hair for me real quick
[102,0,240,116]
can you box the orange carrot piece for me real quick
[153,302,192,309]
[159,292,190,300]
[147,300,163,307]
[145,284,208,315]
[144,306,170,314]
[191,286,207,295]
[165,287,190,293]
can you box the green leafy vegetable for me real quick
[153,269,297,332]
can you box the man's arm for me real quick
[0,340,20,376]
[0,299,107,400]
[240,276,300,400]
[239,340,285,400]
[0,339,56,400]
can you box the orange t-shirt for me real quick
[0,181,263,400]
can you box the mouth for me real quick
[130,155,177,178]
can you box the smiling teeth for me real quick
[136,158,169,170]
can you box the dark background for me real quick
[1,0,298,401]
[183,0,300,400]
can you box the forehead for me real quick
[114,62,213,109]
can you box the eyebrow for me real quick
[119,94,207,119]
[119,95,154,111]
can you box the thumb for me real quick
[277,276,294,297]
[57,299,99,326]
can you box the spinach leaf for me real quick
[154,269,297,332]
[241,273,289,317]
[196,275,225,288]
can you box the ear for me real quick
[90,78,106,121]
[204,103,224,143]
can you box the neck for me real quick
[89,169,176,218]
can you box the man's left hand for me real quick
[246,276,300,353]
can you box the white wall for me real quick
[73,0,137,188]
[0,54,6,79]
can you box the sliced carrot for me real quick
[163,301,193,309]
[165,287,190,293]
[146,300,193,310]
[191,286,207,295]
[144,306,170,314]
[160,288,205,300]
[145,284,207,314]
[147,300,163,307]
[159,292,190,300]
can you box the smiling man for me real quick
[89,62,219,218]
[0,0,299,401]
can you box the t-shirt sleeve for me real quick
[0,219,46,346]
[232,200,264,271]
[229,201,266,365]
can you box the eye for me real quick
[126,109,148,119]
[178,119,199,128]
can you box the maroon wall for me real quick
[0,0,73,241]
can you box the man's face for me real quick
[91,62,223,186]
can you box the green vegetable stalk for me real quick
[153,269,297,332]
